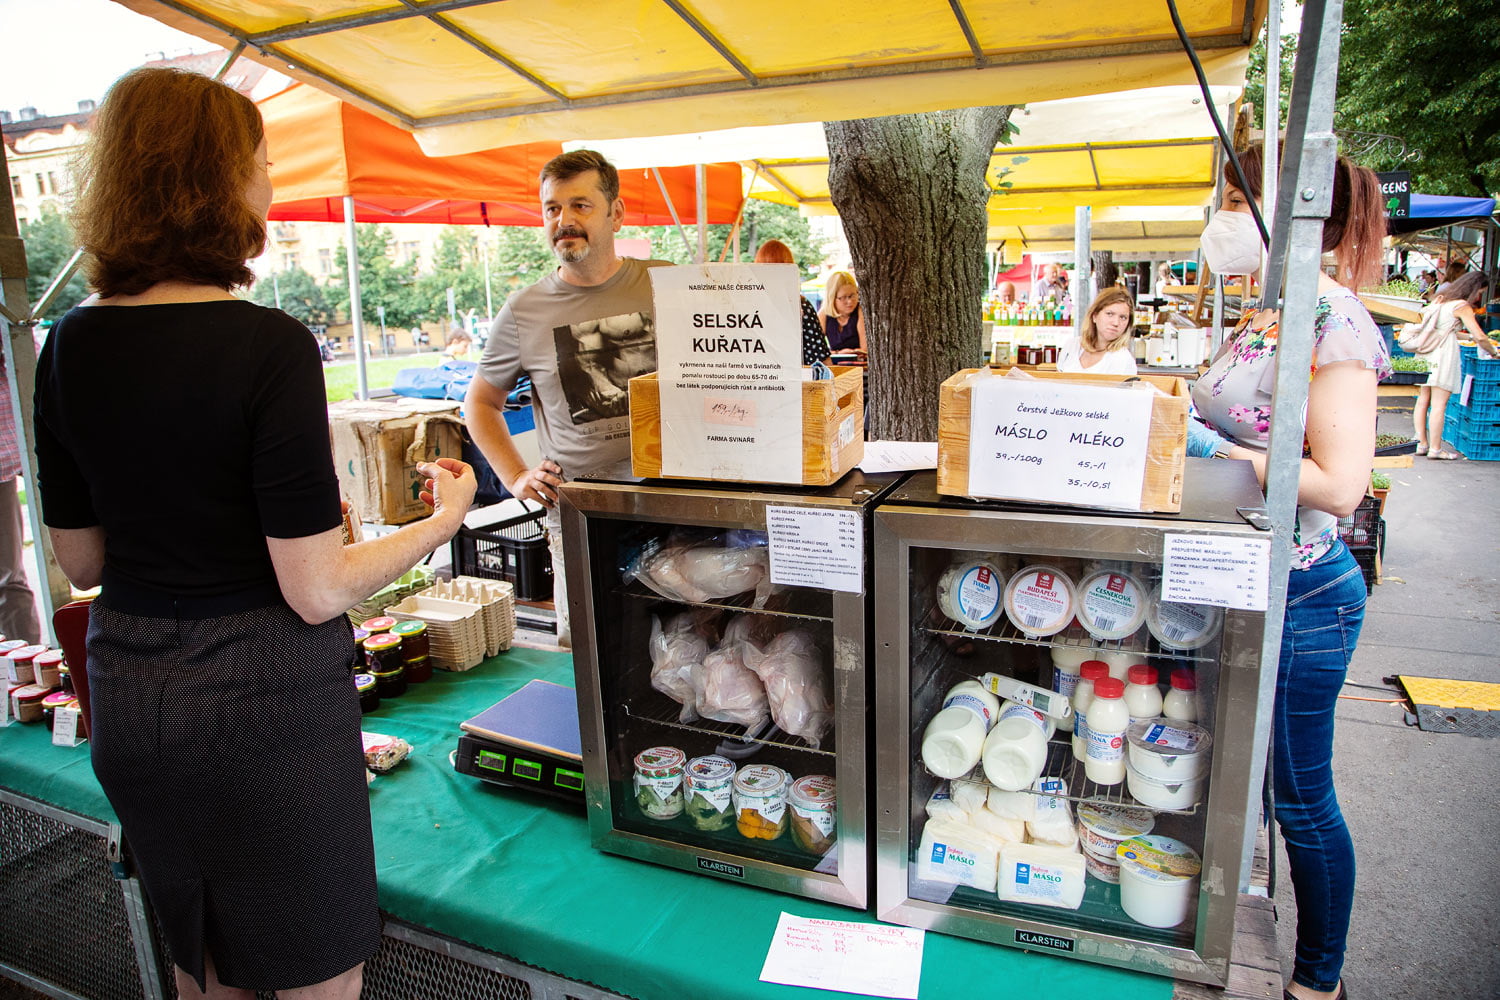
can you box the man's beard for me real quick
[552,228,589,264]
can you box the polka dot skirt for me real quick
[800,296,831,366]
[85,600,381,992]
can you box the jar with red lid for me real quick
[10,684,52,723]
[364,634,406,697]
[362,616,398,634]
[41,690,75,728]
[4,644,46,685]
[390,620,431,682]
[32,650,65,688]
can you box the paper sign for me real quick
[766,505,864,593]
[859,440,938,473]
[1162,533,1271,611]
[1,689,9,727]
[1461,373,1473,407]
[651,264,805,482]
[760,912,925,1000]
[968,375,1154,508]
[51,706,83,746]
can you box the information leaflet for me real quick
[765,505,864,594]
[1162,533,1271,611]
[651,264,803,483]
[968,375,1154,509]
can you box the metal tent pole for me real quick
[649,168,693,260]
[1238,0,1345,890]
[695,164,709,265]
[1073,206,1092,333]
[344,197,370,400]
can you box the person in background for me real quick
[755,239,827,366]
[996,280,1019,305]
[1187,143,1389,1000]
[1034,262,1064,303]
[33,67,475,1000]
[464,150,670,648]
[1433,260,1467,297]
[0,355,39,644]
[444,328,473,360]
[1411,271,1500,459]
[1056,287,1137,375]
[818,270,867,356]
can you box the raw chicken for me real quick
[633,542,775,607]
[649,614,711,722]
[743,628,834,747]
[720,613,784,652]
[692,642,769,729]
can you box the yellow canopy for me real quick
[115,0,1263,155]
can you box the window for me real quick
[46,172,60,194]
[280,252,300,271]
[318,248,333,275]
[401,241,420,262]
[34,173,47,194]
[8,176,20,198]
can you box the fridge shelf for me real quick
[939,738,1203,817]
[917,605,1218,664]
[623,699,837,757]
[620,581,835,622]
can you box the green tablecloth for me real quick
[0,650,1173,1000]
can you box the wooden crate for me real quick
[628,366,863,486]
[937,367,1188,512]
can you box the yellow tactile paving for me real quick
[1397,676,1500,712]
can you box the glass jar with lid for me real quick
[683,755,737,831]
[390,620,432,682]
[788,774,837,853]
[633,746,686,820]
[363,633,406,697]
[733,764,791,841]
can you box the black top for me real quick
[824,304,861,352]
[34,300,341,615]
[799,296,830,366]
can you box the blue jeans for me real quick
[1274,539,1365,992]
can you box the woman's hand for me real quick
[418,458,476,522]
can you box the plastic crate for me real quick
[1347,518,1384,595]
[1463,378,1500,407]
[1456,427,1500,461]
[1459,345,1500,383]
[450,506,554,601]
[1338,494,1382,548]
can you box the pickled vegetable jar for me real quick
[733,764,791,840]
[683,755,737,831]
[633,746,686,820]
[788,774,837,853]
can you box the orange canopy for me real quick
[260,84,744,227]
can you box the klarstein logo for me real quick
[1015,929,1075,953]
[697,857,745,879]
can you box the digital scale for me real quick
[454,679,585,805]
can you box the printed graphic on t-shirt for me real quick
[553,311,657,425]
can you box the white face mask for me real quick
[1199,210,1265,276]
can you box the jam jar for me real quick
[361,616,398,635]
[354,673,380,713]
[363,634,406,697]
[32,650,65,688]
[4,644,45,685]
[390,620,432,683]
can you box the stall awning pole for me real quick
[1239,0,1345,891]
[344,196,370,401]
[650,168,694,260]
[695,164,708,265]
[1073,206,1092,334]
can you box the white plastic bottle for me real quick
[921,681,1001,779]
[1084,677,1129,785]
[1124,664,1164,724]
[1163,668,1199,722]
[981,703,1051,791]
[1071,661,1109,763]
[1050,645,1092,733]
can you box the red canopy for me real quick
[260,84,743,226]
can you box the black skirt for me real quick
[86,599,381,992]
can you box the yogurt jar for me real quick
[1084,851,1122,884]
[937,559,1007,630]
[1076,570,1147,642]
[1125,757,1206,810]
[1004,566,1076,638]
[1117,835,1202,927]
[1127,718,1213,780]
[1076,800,1155,861]
[1146,587,1223,650]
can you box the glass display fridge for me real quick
[871,463,1268,983]
[560,464,902,908]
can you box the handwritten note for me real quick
[766,506,864,594]
[51,705,83,747]
[858,441,938,473]
[1162,533,1271,611]
[759,912,925,999]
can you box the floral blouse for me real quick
[1191,285,1391,570]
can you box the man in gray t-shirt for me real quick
[465,150,669,645]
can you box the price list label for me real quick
[1162,533,1271,611]
[765,505,864,594]
[760,912,925,999]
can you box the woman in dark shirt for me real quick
[33,68,475,1000]
[818,270,868,355]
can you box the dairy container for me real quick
[1084,851,1122,884]
[938,558,1007,630]
[1025,775,1075,847]
[1146,587,1222,650]
[1071,661,1108,762]
[1163,668,1199,722]
[1126,718,1212,780]
[1076,570,1147,641]
[1003,565,1076,637]
[1117,835,1201,927]
[917,817,1007,892]
[920,680,1001,779]
[1076,801,1155,860]
[1083,677,1128,786]
[996,842,1087,910]
[1124,664,1163,723]
[980,704,1050,791]
[1124,757,1206,810]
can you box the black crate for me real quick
[451,506,553,602]
[1338,494,1382,548]
[1348,517,1385,595]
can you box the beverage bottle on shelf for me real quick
[981,702,1052,792]
[1163,668,1199,722]
[920,680,1001,779]
[1084,677,1129,785]
[1070,660,1108,763]
[1124,664,1164,724]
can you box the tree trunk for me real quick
[1091,250,1118,289]
[826,108,1014,441]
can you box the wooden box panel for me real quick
[629,366,864,486]
[936,368,1187,512]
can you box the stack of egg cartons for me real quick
[384,591,485,671]
[352,566,434,624]
[440,576,517,656]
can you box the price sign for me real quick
[52,705,83,746]
[765,506,864,593]
[760,912,925,999]
[968,376,1154,509]
[1162,533,1271,611]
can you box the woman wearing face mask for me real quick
[1188,145,1390,1000]
[1056,288,1138,375]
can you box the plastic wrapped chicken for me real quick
[692,640,769,729]
[648,611,715,722]
[719,613,784,653]
[625,534,776,607]
[742,628,834,747]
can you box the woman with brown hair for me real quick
[755,239,828,365]
[1056,287,1138,375]
[33,68,476,999]
[1188,144,1390,1000]
[1410,270,1499,458]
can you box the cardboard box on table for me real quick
[937,368,1188,513]
[329,398,465,525]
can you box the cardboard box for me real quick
[937,368,1188,512]
[628,366,864,486]
[329,398,465,525]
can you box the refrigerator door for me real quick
[874,467,1267,984]
[561,466,900,908]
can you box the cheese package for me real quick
[969,807,1027,844]
[985,785,1037,822]
[997,842,1087,910]
[924,784,968,823]
[1025,775,1077,847]
[916,817,1010,893]
[949,766,991,815]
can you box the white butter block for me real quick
[986,786,1037,822]
[969,807,1027,843]
[917,818,1008,893]
[997,842,1087,910]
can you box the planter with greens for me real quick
[1383,355,1432,385]
[1375,432,1419,456]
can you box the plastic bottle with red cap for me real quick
[1163,668,1198,722]
[1070,660,1109,763]
[1084,677,1129,785]
[1124,664,1163,723]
